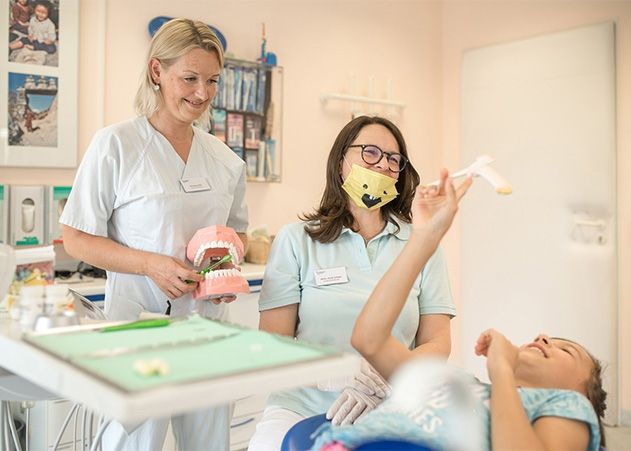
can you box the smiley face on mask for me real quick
[342,163,399,210]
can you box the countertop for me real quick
[57,263,266,297]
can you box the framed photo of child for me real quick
[1,0,79,167]
[8,0,60,67]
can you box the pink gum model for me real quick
[186,225,250,301]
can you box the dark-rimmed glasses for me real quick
[347,144,408,173]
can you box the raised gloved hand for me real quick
[324,360,390,426]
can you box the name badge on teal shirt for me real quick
[314,267,349,286]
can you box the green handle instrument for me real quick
[101,318,171,333]
[198,254,232,275]
[184,254,233,284]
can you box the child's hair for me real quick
[553,337,607,447]
[585,354,607,448]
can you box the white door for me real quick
[459,22,618,422]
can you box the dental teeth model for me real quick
[186,226,250,301]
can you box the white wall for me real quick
[99,0,444,233]
[439,0,631,421]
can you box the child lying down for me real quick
[312,333,605,450]
[312,172,606,450]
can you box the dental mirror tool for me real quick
[428,155,512,195]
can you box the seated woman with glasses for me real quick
[248,116,458,451]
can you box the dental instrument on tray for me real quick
[100,318,171,333]
[428,155,512,195]
[82,332,241,359]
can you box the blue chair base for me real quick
[281,414,328,451]
[281,413,432,451]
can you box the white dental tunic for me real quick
[60,116,248,321]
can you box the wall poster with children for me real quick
[1,0,78,167]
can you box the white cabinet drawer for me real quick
[233,393,268,417]
[230,393,267,451]
[230,410,263,451]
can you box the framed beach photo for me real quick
[1,0,79,167]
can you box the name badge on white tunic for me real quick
[314,267,349,286]
[180,177,211,193]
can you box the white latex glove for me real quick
[351,360,390,398]
[326,386,381,426]
[318,359,389,397]
[324,360,390,426]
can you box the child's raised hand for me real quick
[411,169,472,239]
[476,329,519,382]
[474,330,492,357]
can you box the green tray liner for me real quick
[25,316,336,392]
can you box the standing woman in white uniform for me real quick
[60,18,248,451]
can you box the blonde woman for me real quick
[61,18,247,451]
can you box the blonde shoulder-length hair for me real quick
[134,18,224,123]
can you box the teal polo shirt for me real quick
[258,219,455,417]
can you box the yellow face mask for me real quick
[341,164,399,210]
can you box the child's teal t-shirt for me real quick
[311,378,600,450]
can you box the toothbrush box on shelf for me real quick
[47,186,71,244]
[10,185,46,246]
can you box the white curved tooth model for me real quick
[429,155,512,195]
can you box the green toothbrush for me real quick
[198,254,232,275]
[185,254,233,283]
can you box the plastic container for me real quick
[5,245,54,318]
[44,284,69,314]
[18,285,44,328]
[32,309,79,332]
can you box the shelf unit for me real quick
[209,57,283,183]
[320,92,406,108]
